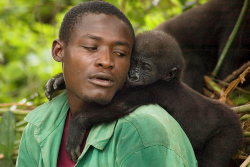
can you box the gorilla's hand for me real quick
[45,73,65,100]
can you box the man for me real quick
[16,1,197,166]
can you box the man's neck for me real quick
[66,89,87,116]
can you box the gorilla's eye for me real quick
[142,64,151,72]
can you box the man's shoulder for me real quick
[122,104,181,133]
[114,104,197,166]
[117,104,183,146]
[124,104,174,123]
[24,92,69,126]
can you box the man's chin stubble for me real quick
[83,95,111,105]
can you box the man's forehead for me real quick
[75,14,125,31]
[72,14,132,39]
[78,13,119,23]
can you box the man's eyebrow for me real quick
[80,34,130,47]
[80,34,102,41]
[115,41,130,48]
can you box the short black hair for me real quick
[59,1,135,45]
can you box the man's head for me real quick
[52,1,135,110]
[59,1,135,45]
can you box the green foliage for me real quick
[0,111,16,166]
[1,0,200,105]
[231,89,250,106]
[0,159,14,167]
[0,0,63,104]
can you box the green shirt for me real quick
[16,92,197,167]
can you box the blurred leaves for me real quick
[0,111,16,158]
[0,0,204,105]
[0,111,16,167]
[0,1,60,104]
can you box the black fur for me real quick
[45,31,242,166]
[155,0,250,93]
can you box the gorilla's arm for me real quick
[66,86,156,162]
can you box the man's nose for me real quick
[94,48,115,69]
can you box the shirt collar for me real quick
[88,121,117,149]
[77,121,117,161]
[25,92,69,143]
[25,91,117,144]
[76,118,117,161]
[25,91,117,157]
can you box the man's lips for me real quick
[88,73,114,87]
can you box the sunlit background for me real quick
[0,0,208,105]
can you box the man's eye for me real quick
[114,51,126,57]
[83,46,97,51]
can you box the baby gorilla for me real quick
[46,31,242,166]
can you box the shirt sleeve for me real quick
[121,145,187,167]
[16,124,38,167]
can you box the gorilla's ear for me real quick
[164,67,177,81]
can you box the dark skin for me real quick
[47,31,242,166]
[154,0,250,93]
[51,13,134,162]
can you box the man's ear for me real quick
[52,39,64,62]
[164,67,177,81]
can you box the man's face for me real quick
[60,14,133,105]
